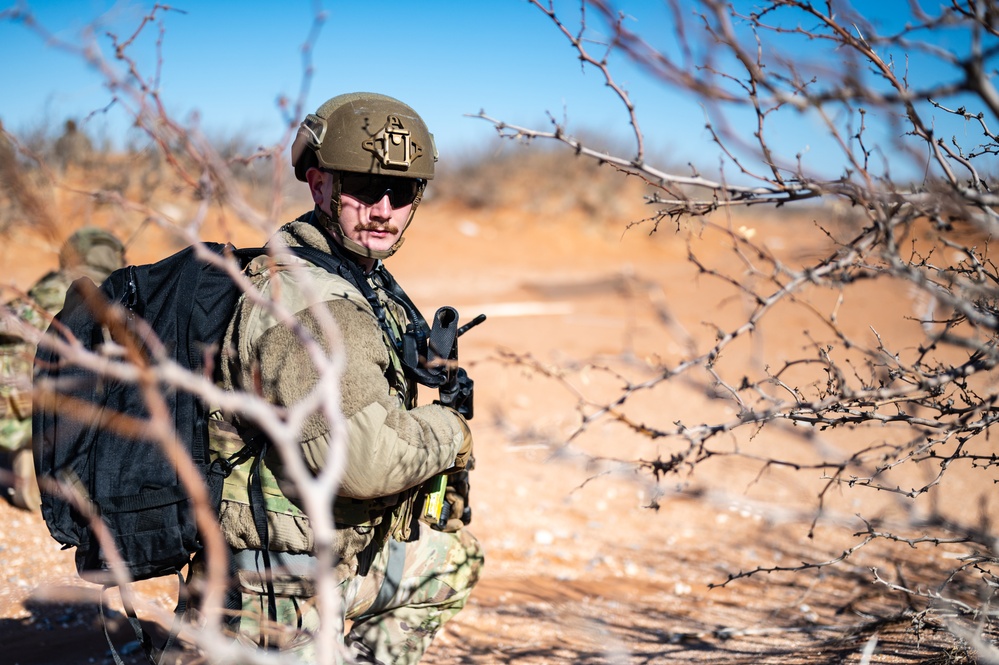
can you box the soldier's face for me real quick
[337,174,414,254]
[309,169,414,256]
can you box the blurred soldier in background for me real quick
[0,118,13,164]
[0,227,125,510]
[53,119,94,171]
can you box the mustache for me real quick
[355,222,400,233]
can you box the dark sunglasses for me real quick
[338,173,422,208]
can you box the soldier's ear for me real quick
[306,168,328,206]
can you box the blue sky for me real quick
[1,2,674,156]
[0,1,985,181]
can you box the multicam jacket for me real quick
[212,218,466,579]
[0,271,74,453]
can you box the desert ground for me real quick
[0,160,992,664]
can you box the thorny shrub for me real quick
[470,0,999,657]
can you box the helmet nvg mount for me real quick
[291,92,438,260]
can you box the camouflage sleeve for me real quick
[27,271,74,317]
[245,292,464,501]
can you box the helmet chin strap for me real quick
[314,174,425,262]
[315,206,402,261]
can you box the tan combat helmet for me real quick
[291,92,438,260]
[59,227,126,284]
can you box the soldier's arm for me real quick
[251,298,465,500]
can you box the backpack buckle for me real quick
[208,456,236,479]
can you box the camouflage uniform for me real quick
[0,290,48,510]
[52,119,93,171]
[210,218,482,664]
[0,228,124,510]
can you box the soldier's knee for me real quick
[443,528,484,598]
[459,528,484,576]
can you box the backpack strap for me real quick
[100,585,139,665]
[247,437,280,625]
[284,240,447,389]
[99,568,189,665]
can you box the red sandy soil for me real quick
[0,180,989,664]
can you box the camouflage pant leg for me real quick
[231,525,482,665]
[234,587,330,660]
[1,340,36,455]
[229,551,347,662]
[343,525,484,665]
[185,554,342,663]
[0,416,30,453]
[0,417,37,510]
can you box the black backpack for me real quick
[32,237,448,582]
[32,242,271,582]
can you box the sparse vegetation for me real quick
[3,1,999,663]
[471,1,999,660]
